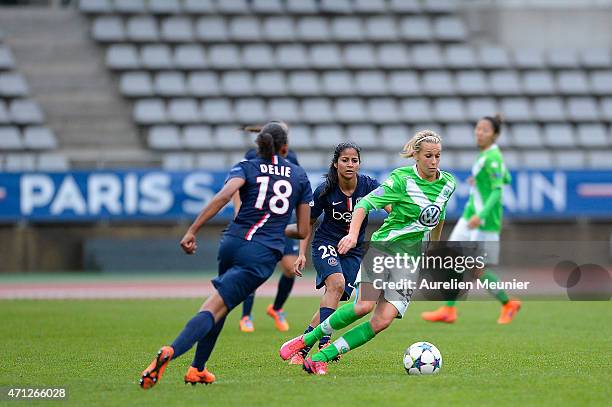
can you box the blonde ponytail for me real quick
[400,130,441,158]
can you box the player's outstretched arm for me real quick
[181,177,245,254]
[285,203,311,241]
[338,207,367,254]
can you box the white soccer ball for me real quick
[403,341,442,375]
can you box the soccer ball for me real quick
[403,341,442,375]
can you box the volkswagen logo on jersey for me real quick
[418,204,441,227]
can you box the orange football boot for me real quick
[421,306,457,323]
[184,366,215,385]
[497,299,521,324]
[266,304,289,332]
[140,346,174,389]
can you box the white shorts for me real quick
[449,218,500,265]
[355,267,411,319]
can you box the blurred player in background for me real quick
[421,114,521,324]
[233,124,302,333]
[289,142,389,365]
[140,122,312,388]
[280,131,456,375]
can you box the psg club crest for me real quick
[328,257,338,266]
[418,204,441,227]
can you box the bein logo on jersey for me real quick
[332,208,352,223]
[418,204,441,227]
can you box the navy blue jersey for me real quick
[311,174,380,256]
[225,154,312,254]
[245,148,300,166]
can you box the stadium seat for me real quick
[235,99,267,123]
[320,0,352,14]
[294,152,323,169]
[331,17,364,42]
[576,124,609,147]
[106,45,140,70]
[141,45,173,69]
[377,44,410,68]
[522,150,554,169]
[500,97,532,122]
[9,100,44,124]
[600,97,612,121]
[586,150,612,169]
[310,44,343,69]
[216,0,250,15]
[195,17,228,42]
[513,48,546,69]
[400,17,433,42]
[445,45,477,68]
[489,71,523,95]
[322,71,354,96]
[580,48,611,69]
[367,98,400,123]
[346,124,378,148]
[229,17,262,42]
[222,71,254,96]
[0,73,29,97]
[251,0,284,14]
[114,0,146,14]
[335,98,368,123]
[297,17,330,42]
[455,71,488,95]
[343,45,377,68]
[79,0,112,14]
[242,45,275,69]
[23,126,57,150]
[360,152,388,170]
[423,71,455,95]
[276,45,309,69]
[183,0,214,14]
[533,97,566,122]
[120,72,154,97]
[196,152,227,170]
[133,99,167,124]
[162,153,195,170]
[254,71,287,96]
[478,46,511,69]
[590,71,612,96]
[92,16,125,42]
[466,98,498,121]
[285,0,318,14]
[4,154,36,171]
[155,71,187,96]
[262,17,295,42]
[127,16,159,42]
[381,124,411,152]
[208,45,241,69]
[174,45,206,69]
[388,71,422,96]
[511,124,542,148]
[149,0,181,14]
[354,0,386,13]
[182,125,213,150]
[433,17,467,42]
[313,125,345,148]
[554,150,585,169]
[187,72,220,96]
[301,98,334,123]
[148,125,182,150]
[268,98,300,122]
[213,125,247,149]
[366,17,398,41]
[455,150,477,169]
[433,98,465,122]
[37,153,69,171]
[355,71,387,96]
[445,123,474,148]
[543,124,576,148]
[388,0,421,13]
[286,125,311,149]
[0,126,22,150]
[567,97,600,122]
[400,98,433,122]
[201,99,233,123]
[547,49,579,69]
[0,101,9,123]
[288,71,321,96]
[161,17,194,42]
[557,71,590,95]
[523,71,556,95]
[0,47,16,70]
[411,45,445,69]
[168,98,200,123]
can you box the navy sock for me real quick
[191,316,227,371]
[319,307,335,347]
[273,274,295,310]
[242,293,255,317]
[299,325,314,357]
[171,311,215,359]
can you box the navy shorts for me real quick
[213,235,282,310]
[283,237,299,256]
[312,240,362,301]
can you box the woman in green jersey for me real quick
[279,130,456,375]
[421,114,521,325]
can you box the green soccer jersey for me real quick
[462,144,511,232]
[355,165,456,242]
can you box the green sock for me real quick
[446,300,456,307]
[303,303,360,347]
[311,321,376,362]
[480,270,509,304]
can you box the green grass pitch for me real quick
[1,299,610,406]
